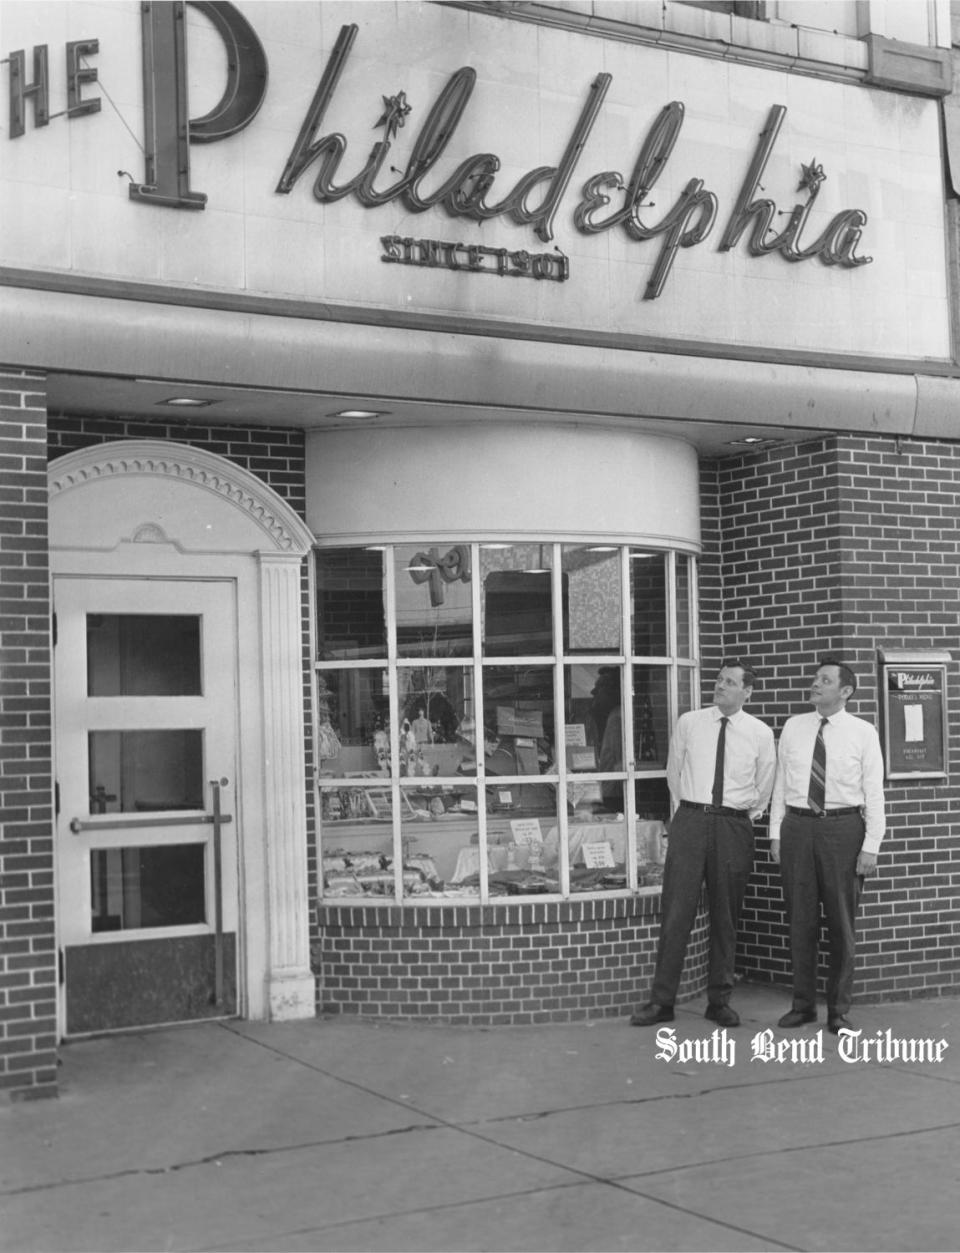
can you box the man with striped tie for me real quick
[630,660,775,1029]
[769,657,886,1034]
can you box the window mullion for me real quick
[384,547,402,904]
[471,543,489,904]
[621,545,638,890]
[552,542,569,898]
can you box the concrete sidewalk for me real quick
[2,982,959,1253]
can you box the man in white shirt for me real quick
[631,660,776,1028]
[769,656,886,1034]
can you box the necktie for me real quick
[712,716,728,808]
[808,717,828,813]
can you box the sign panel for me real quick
[0,1,950,357]
[881,663,948,779]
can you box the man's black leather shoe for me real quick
[827,1015,852,1034]
[777,1008,818,1028]
[630,1002,674,1026]
[705,1004,740,1027]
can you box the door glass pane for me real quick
[316,548,387,660]
[88,730,204,813]
[87,615,201,696]
[91,844,206,931]
[396,543,473,658]
[562,545,621,653]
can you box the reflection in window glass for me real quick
[563,665,622,769]
[396,543,473,657]
[678,666,697,717]
[563,799,628,893]
[90,844,205,931]
[316,548,386,660]
[397,665,475,774]
[88,730,203,813]
[562,545,620,653]
[630,551,667,656]
[676,554,694,659]
[315,668,389,775]
[401,785,478,898]
[482,544,561,656]
[319,784,395,898]
[482,666,555,777]
[486,783,557,897]
[632,666,669,769]
[87,615,201,696]
[315,543,695,902]
[635,776,671,822]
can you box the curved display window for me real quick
[315,542,697,903]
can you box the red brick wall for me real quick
[47,416,307,517]
[0,369,57,1098]
[317,896,709,1023]
[707,435,960,1003]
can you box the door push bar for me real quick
[69,812,233,833]
[210,777,227,1009]
[70,780,233,1011]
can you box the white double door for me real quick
[54,575,239,1036]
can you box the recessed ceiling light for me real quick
[159,397,214,408]
[727,436,772,446]
[329,409,387,419]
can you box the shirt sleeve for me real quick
[752,724,777,820]
[859,723,887,855]
[666,715,686,803]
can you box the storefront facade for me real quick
[2,0,960,1097]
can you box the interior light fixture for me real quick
[586,545,617,552]
[329,408,387,419]
[159,396,215,408]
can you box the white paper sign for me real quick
[581,841,615,868]
[510,818,543,845]
[904,703,924,742]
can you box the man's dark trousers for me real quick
[650,806,755,1009]
[779,811,864,1017]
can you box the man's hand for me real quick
[856,850,878,877]
[769,838,780,865]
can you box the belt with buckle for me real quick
[680,800,751,817]
[786,805,862,819]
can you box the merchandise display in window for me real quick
[316,542,696,902]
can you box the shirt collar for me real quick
[712,706,743,723]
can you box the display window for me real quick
[315,543,697,903]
